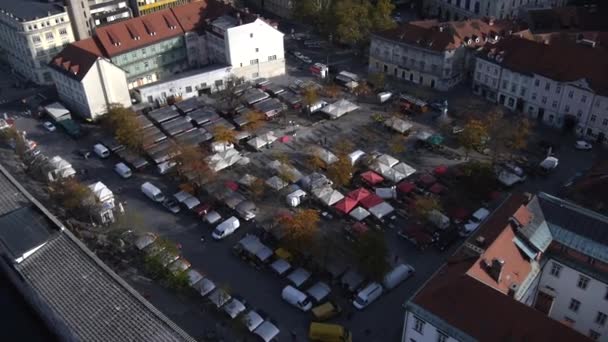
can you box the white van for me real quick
[93,143,110,158]
[141,182,165,202]
[211,216,240,240]
[281,285,312,312]
[113,162,132,179]
[383,264,415,290]
[353,282,383,310]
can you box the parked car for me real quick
[204,211,222,225]
[382,264,415,290]
[574,140,592,150]
[353,282,384,310]
[241,309,265,332]
[461,207,491,236]
[208,288,232,308]
[223,296,247,319]
[435,228,461,251]
[43,121,56,132]
[306,281,331,303]
[76,148,91,159]
[141,182,165,202]
[287,268,311,288]
[311,301,342,321]
[197,278,216,297]
[113,162,132,179]
[93,143,110,158]
[253,320,280,342]
[162,198,181,214]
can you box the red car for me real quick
[192,203,212,217]
[398,224,435,251]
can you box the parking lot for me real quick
[2,50,605,342]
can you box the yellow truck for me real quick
[309,322,352,342]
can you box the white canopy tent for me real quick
[369,202,395,220]
[207,148,241,172]
[382,168,407,183]
[375,187,397,199]
[376,154,399,167]
[266,176,288,190]
[371,161,392,175]
[384,117,413,134]
[348,150,366,166]
[238,173,258,187]
[320,99,359,119]
[316,188,344,206]
[349,206,370,221]
[247,131,278,150]
[89,181,114,204]
[392,162,416,178]
[300,172,333,191]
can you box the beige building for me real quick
[49,39,131,120]
[0,0,75,85]
[423,0,568,21]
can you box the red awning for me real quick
[334,197,358,214]
[361,171,384,185]
[347,188,373,202]
[360,193,384,209]
[279,135,292,143]
[397,181,416,194]
[418,173,436,186]
[225,180,239,192]
[429,183,446,194]
[434,165,448,175]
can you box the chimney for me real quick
[508,283,519,297]
[487,258,504,283]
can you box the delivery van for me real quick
[93,143,110,158]
[141,182,165,202]
[352,282,383,310]
[281,285,312,312]
[114,162,132,179]
[309,322,352,342]
[383,263,415,290]
[211,216,240,240]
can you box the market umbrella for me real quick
[376,154,399,167]
[349,206,370,221]
[418,174,436,187]
[434,165,448,176]
[318,188,344,206]
[266,176,288,190]
[360,193,384,209]
[351,222,369,236]
[393,162,416,178]
[334,197,357,214]
[429,182,446,194]
[369,202,395,219]
[347,188,373,202]
[361,171,384,185]
[397,181,416,194]
[225,180,239,192]
[279,135,292,143]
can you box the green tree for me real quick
[371,0,396,32]
[49,178,94,214]
[334,0,373,45]
[458,119,488,160]
[353,231,389,281]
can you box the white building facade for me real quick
[0,2,75,85]
[423,0,568,21]
[50,43,131,120]
[473,37,608,142]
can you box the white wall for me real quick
[225,19,284,70]
[537,259,608,340]
[402,310,460,342]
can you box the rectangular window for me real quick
[502,80,508,89]
[437,331,448,342]
[59,28,68,36]
[542,96,547,104]
[556,85,561,93]
[597,312,607,326]
[569,91,574,98]
[603,119,608,126]
[268,55,277,61]
[250,59,259,65]
[32,35,41,43]
[532,93,537,100]
[582,95,587,103]
[569,299,581,312]
[545,82,550,91]
[565,105,570,112]
[552,101,558,108]
[534,79,540,87]
[550,263,562,277]
[45,32,54,40]
[590,115,597,123]
[413,317,425,333]
[185,86,192,93]
[520,87,526,96]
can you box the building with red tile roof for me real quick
[401,192,608,341]
[369,18,520,91]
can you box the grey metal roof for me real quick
[537,192,608,263]
[0,206,52,261]
[0,0,65,21]
[16,232,195,342]
[0,163,195,342]
[518,196,552,252]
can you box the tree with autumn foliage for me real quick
[170,143,213,189]
[353,230,390,281]
[308,154,327,171]
[48,178,94,219]
[323,83,342,99]
[411,196,441,221]
[302,86,319,109]
[244,110,266,133]
[276,209,320,251]
[327,157,353,187]
[104,104,144,152]
[212,125,237,144]
[458,119,488,160]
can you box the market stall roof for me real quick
[393,162,416,178]
[313,147,338,165]
[384,116,413,134]
[360,193,384,209]
[351,222,369,236]
[434,165,448,176]
[381,168,407,183]
[348,150,366,165]
[349,206,371,221]
[416,131,433,141]
[317,188,344,206]
[361,171,384,185]
[429,183,446,194]
[376,187,396,199]
[299,172,332,191]
[238,174,258,187]
[266,176,288,190]
[369,202,395,219]
[418,173,437,186]
[333,197,357,214]
[397,181,416,194]
[427,134,444,145]
[225,180,239,192]
[347,188,373,202]
[320,99,359,119]
[376,154,399,167]
[88,182,113,203]
[371,161,392,175]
